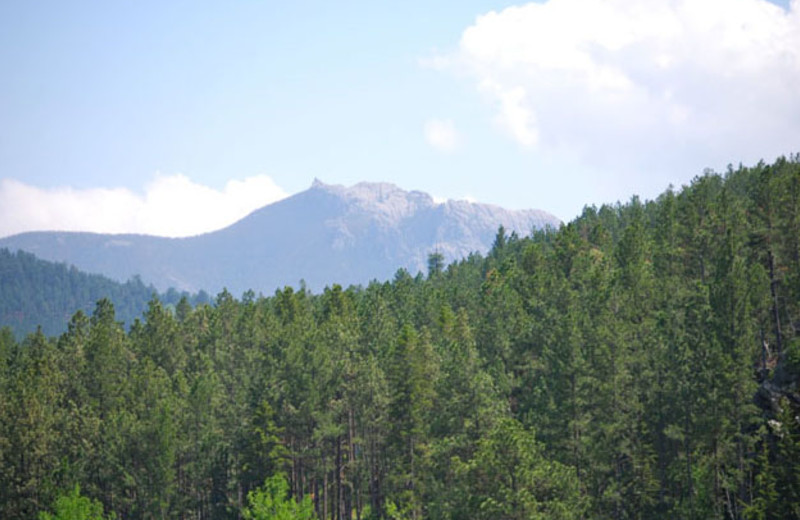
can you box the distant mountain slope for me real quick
[0,248,210,338]
[0,180,560,295]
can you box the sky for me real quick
[1,0,798,238]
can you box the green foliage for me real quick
[456,418,585,520]
[426,252,445,279]
[243,474,315,520]
[786,338,800,378]
[39,485,112,520]
[0,248,208,338]
[1,155,800,519]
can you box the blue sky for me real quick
[1,0,798,237]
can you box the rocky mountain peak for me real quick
[309,180,436,223]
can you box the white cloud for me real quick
[424,118,460,152]
[0,174,288,239]
[480,80,539,147]
[443,0,800,173]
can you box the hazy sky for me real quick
[1,0,798,237]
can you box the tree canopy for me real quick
[1,155,800,519]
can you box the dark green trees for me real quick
[1,155,800,519]
[457,418,584,520]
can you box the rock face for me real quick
[756,356,800,416]
[0,180,560,295]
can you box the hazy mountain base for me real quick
[2,156,800,519]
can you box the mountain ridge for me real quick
[0,180,560,295]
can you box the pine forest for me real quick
[2,156,800,519]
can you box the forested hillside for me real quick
[2,156,800,519]
[0,249,212,338]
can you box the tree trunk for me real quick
[768,249,783,355]
[336,436,343,520]
[314,475,320,520]
[323,454,329,520]
[349,408,358,520]
[291,437,298,499]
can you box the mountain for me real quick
[0,180,560,295]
